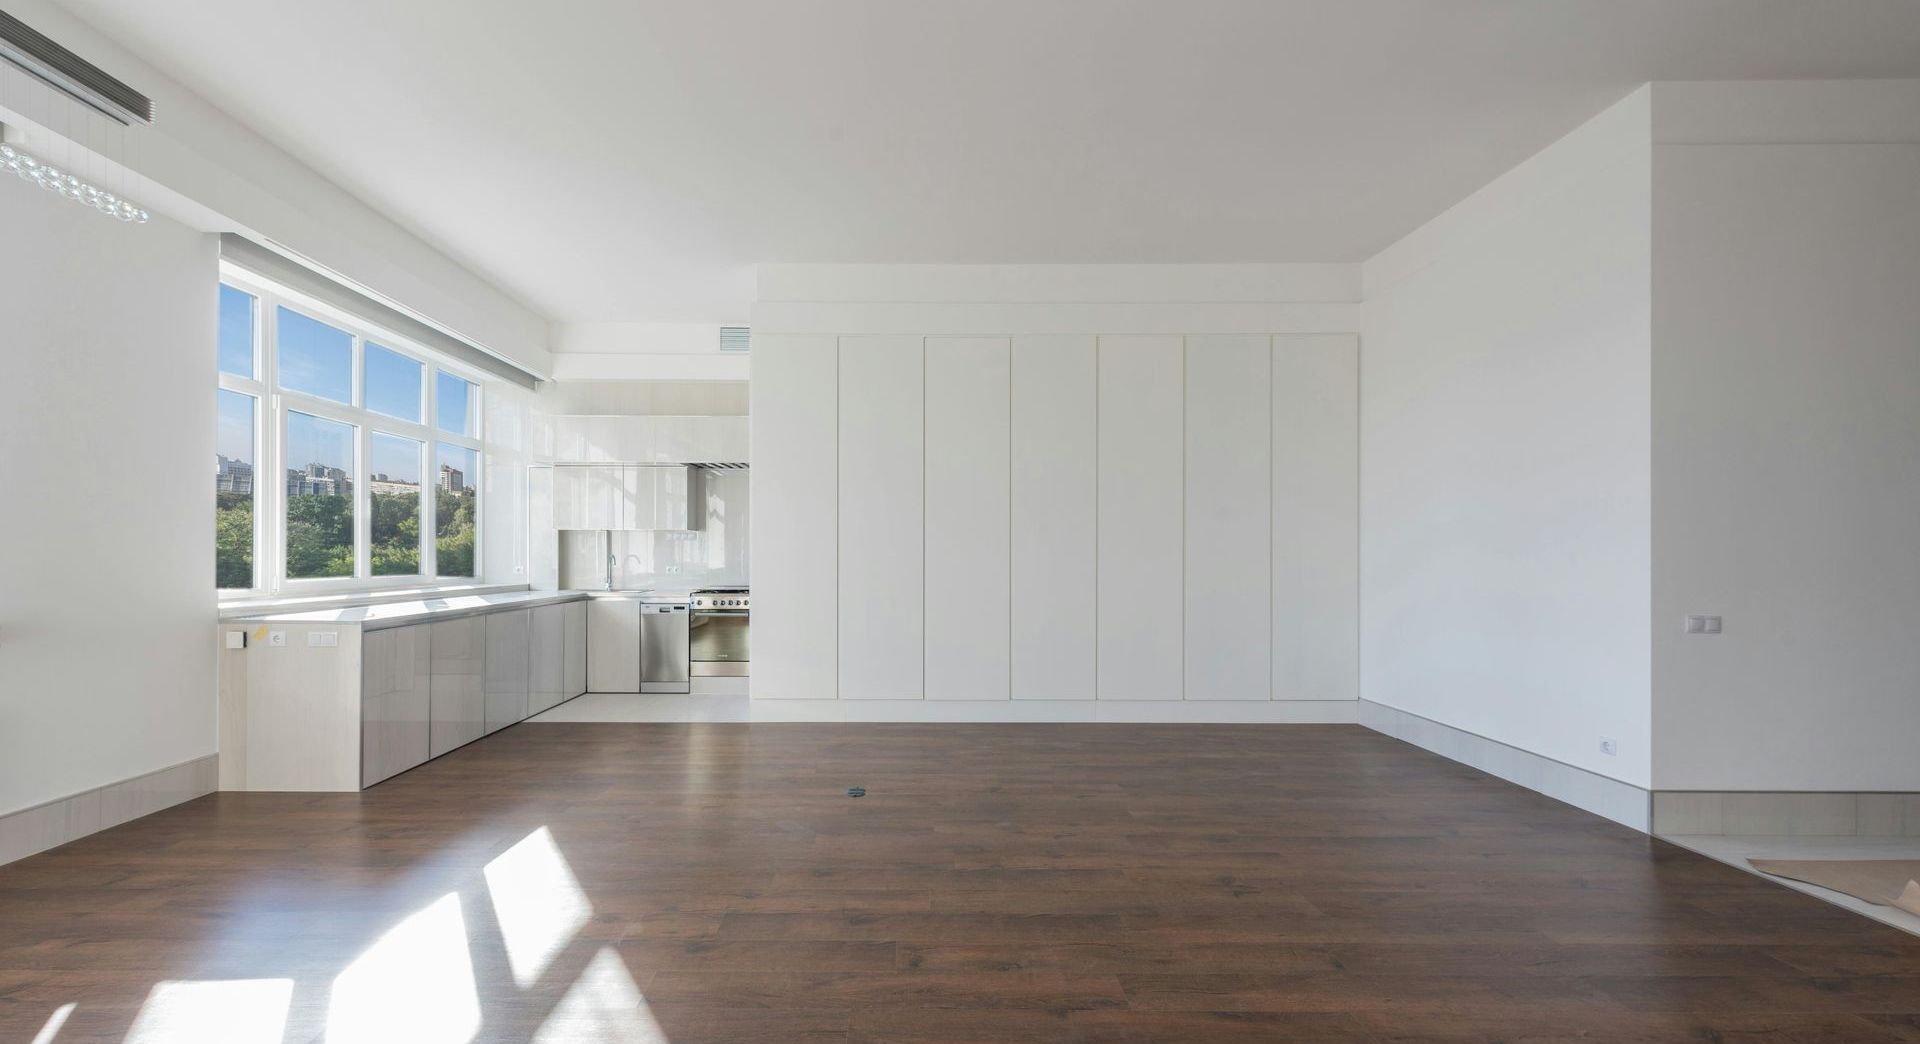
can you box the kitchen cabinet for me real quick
[429,616,487,757]
[563,600,588,699]
[925,337,1011,700]
[529,603,566,714]
[587,597,641,692]
[751,335,838,700]
[1185,336,1273,700]
[361,622,430,787]
[1011,336,1098,700]
[551,465,625,530]
[838,335,924,699]
[622,465,691,530]
[1097,335,1185,699]
[484,609,531,733]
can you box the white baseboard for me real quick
[1358,700,1651,832]
[0,754,219,867]
[1652,791,1920,836]
[747,698,1359,724]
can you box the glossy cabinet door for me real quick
[587,597,641,692]
[623,465,692,530]
[563,600,588,699]
[1185,336,1273,700]
[361,623,430,787]
[484,609,531,734]
[1097,335,1185,699]
[925,337,1012,700]
[529,603,566,714]
[429,616,486,757]
[838,335,924,698]
[551,465,625,530]
[1011,336,1098,700]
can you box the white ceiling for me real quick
[50,0,1920,324]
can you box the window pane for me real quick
[435,444,478,577]
[370,433,423,576]
[286,411,356,579]
[436,371,477,437]
[216,390,256,588]
[364,343,423,422]
[278,307,354,404]
[218,285,256,378]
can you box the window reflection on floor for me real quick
[325,893,478,1044]
[532,947,667,1044]
[123,980,292,1044]
[484,826,592,988]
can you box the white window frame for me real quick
[217,264,486,600]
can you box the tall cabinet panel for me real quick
[837,336,925,699]
[483,609,531,733]
[751,334,839,699]
[362,623,430,787]
[429,616,486,757]
[1097,335,1185,699]
[1274,334,1360,700]
[529,603,567,714]
[562,600,588,699]
[925,338,1012,700]
[1011,336,1097,700]
[1185,336,1273,700]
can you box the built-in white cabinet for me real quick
[551,465,625,530]
[925,337,1011,700]
[1097,336,1185,699]
[1185,336,1273,700]
[552,415,749,464]
[622,465,692,530]
[529,603,567,714]
[587,597,641,692]
[1273,335,1359,700]
[838,336,925,699]
[484,609,531,733]
[1011,336,1098,700]
[562,600,588,699]
[361,623,430,787]
[751,334,838,699]
[429,616,486,757]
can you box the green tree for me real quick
[435,487,476,577]
[215,492,253,588]
[287,493,354,578]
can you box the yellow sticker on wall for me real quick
[252,625,268,643]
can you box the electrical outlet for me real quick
[1684,614,1723,635]
[268,630,287,648]
[307,631,339,648]
[1599,737,1618,757]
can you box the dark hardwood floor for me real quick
[3,723,1919,1043]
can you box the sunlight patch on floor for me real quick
[28,1003,74,1044]
[531,946,667,1044]
[122,979,292,1044]
[484,826,593,988]
[326,893,479,1044]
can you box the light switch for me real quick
[225,631,247,650]
[307,631,339,648]
[1684,614,1722,635]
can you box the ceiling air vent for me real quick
[719,326,751,353]
[0,9,154,124]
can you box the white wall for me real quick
[2,0,551,375]
[0,176,218,814]
[1650,81,1920,791]
[748,265,1361,720]
[1360,88,1654,787]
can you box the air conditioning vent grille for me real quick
[719,326,751,353]
[0,10,154,125]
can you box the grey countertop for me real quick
[226,588,708,630]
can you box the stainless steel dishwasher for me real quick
[639,603,690,694]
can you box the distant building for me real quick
[286,462,351,498]
[438,463,468,494]
[216,455,253,495]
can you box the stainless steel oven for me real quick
[690,588,748,677]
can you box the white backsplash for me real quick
[558,469,750,589]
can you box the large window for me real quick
[216,270,484,596]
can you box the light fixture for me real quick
[0,139,149,222]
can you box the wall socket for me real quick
[307,631,339,648]
[1684,614,1723,635]
[1599,737,1618,756]
[268,630,287,648]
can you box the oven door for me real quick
[689,611,749,676]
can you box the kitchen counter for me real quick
[229,590,590,631]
